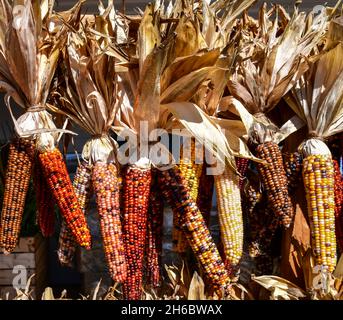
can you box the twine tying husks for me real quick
[308,131,326,142]
[27,104,46,113]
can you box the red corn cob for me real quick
[333,159,343,252]
[196,165,214,226]
[33,158,55,237]
[122,165,152,300]
[92,162,127,282]
[38,148,91,248]
[145,170,164,287]
[0,138,35,253]
[58,161,92,265]
[158,167,231,296]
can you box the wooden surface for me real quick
[0,236,47,300]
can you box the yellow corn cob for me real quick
[174,139,203,253]
[214,165,244,274]
[303,154,336,272]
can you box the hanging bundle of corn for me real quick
[145,170,164,288]
[50,5,128,281]
[112,0,257,293]
[228,5,328,228]
[0,0,90,252]
[157,0,259,275]
[285,40,343,272]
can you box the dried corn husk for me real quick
[0,0,82,150]
[285,42,343,156]
[50,12,119,163]
[227,5,329,144]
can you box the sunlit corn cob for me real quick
[92,162,127,282]
[174,140,203,253]
[214,165,244,274]
[196,165,214,226]
[38,148,91,249]
[303,155,336,272]
[122,165,152,300]
[58,161,93,265]
[33,158,55,237]
[283,152,303,193]
[333,159,343,252]
[0,138,35,253]
[159,166,231,295]
[235,157,250,190]
[255,142,294,227]
[145,170,164,287]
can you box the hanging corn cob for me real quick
[302,154,336,271]
[158,166,231,295]
[38,146,91,248]
[33,157,55,238]
[254,142,294,227]
[58,161,92,265]
[214,163,244,275]
[285,42,343,272]
[0,139,35,253]
[93,161,127,281]
[145,170,164,287]
[122,164,152,299]
[173,139,203,253]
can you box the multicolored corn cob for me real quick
[196,165,214,226]
[93,162,127,282]
[159,166,231,295]
[283,152,303,193]
[33,158,55,237]
[122,165,152,300]
[0,138,35,253]
[303,155,336,272]
[145,170,164,287]
[255,142,294,228]
[58,161,93,265]
[38,148,91,249]
[214,165,244,275]
[333,159,343,252]
[235,157,250,190]
[174,140,203,253]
